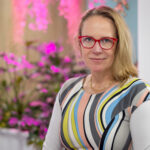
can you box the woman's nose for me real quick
[92,41,103,53]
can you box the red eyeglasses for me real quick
[78,36,118,50]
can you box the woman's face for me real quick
[80,15,117,74]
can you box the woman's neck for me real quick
[91,71,114,85]
[83,71,117,94]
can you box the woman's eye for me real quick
[101,38,112,43]
[83,37,93,42]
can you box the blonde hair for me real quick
[78,6,138,84]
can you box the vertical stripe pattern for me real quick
[59,77,150,149]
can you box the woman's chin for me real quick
[88,65,112,74]
[89,67,105,73]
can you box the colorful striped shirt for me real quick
[59,76,150,150]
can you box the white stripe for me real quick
[104,112,123,150]
[62,80,83,110]
[84,95,98,149]
[132,88,148,105]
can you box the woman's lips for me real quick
[90,57,106,60]
[89,57,106,62]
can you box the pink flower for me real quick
[39,127,48,139]
[24,108,31,113]
[29,101,44,107]
[3,54,34,72]
[8,117,18,126]
[13,97,17,102]
[21,116,40,126]
[41,56,47,62]
[20,121,26,127]
[41,111,49,118]
[40,134,45,140]
[40,88,48,93]
[46,97,53,103]
[64,56,71,63]
[3,54,19,66]
[38,62,45,67]
[30,72,40,79]
[30,101,39,107]
[58,46,63,52]
[50,65,60,73]
[20,55,34,69]
[64,75,69,80]
[60,68,70,74]
[45,42,56,55]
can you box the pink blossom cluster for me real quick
[37,42,63,56]
[0,41,86,147]
[58,0,82,43]
[12,0,28,43]
[12,0,128,45]
[12,0,52,43]
[3,53,34,72]
[27,0,52,31]
[8,116,41,127]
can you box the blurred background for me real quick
[0,0,149,150]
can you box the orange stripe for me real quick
[127,107,131,116]
[137,90,149,107]
[77,92,91,148]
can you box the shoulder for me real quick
[58,76,85,104]
[117,77,150,106]
[124,77,150,111]
[123,77,150,91]
[60,76,84,91]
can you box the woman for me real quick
[42,6,150,150]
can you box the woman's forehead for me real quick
[81,16,116,37]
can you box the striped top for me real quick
[58,76,150,150]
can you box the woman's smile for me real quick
[89,57,106,62]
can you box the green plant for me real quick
[0,41,86,149]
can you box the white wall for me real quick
[138,0,150,82]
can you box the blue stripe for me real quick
[95,85,117,133]
[105,83,135,124]
[95,80,142,133]
[103,114,119,150]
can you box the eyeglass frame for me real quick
[78,36,118,50]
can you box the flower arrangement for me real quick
[0,41,86,149]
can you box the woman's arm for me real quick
[130,100,150,150]
[42,93,62,150]
[42,77,80,150]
